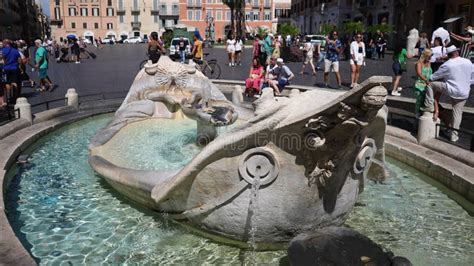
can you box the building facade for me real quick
[290,0,396,35]
[0,0,22,40]
[179,0,274,41]
[1,0,44,42]
[272,0,291,33]
[50,0,118,42]
[400,0,472,36]
[116,0,179,41]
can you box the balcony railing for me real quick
[160,10,179,16]
[117,7,125,15]
[131,7,140,15]
[50,18,63,25]
[131,22,141,30]
[151,9,159,15]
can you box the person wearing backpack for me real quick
[34,39,54,92]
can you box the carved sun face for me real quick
[154,61,189,95]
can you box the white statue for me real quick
[407,28,419,56]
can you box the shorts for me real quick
[350,54,364,65]
[324,59,339,73]
[235,50,242,54]
[304,54,313,64]
[278,78,289,88]
[227,48,235,54]
[392,61,403,76]
[39,68,48,79]
[3,69,19,84]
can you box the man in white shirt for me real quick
[431,26,450,46]
[286,35,292,47]
[422,45,473,142]
[267,58,294,95]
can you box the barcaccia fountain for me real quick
[89,56,390,248]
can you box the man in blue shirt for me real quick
[1,39,24,103]
[324,31,343,89]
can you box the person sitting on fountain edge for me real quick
[267,58,294,95]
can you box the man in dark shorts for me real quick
[1,39,24,104]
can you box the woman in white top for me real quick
[430,37,448,72]
[350,34,366,88]
[300,37,316,75]
[226,34,236,67]
[234,37,244,66]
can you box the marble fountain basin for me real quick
[89,56,391,248]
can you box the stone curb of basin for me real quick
[0,107,119,265]
[0,82,473,264]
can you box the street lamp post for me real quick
[205,15,215,46]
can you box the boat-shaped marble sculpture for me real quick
[89,56,390,249]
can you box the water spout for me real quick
[247,176,261,260]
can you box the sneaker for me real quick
[391,91,401,96]
[450,131,459,142]
[228,63,231,66]
[397,87,403,92]
[75,61,80,64]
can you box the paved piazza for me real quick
[25,44,473,108]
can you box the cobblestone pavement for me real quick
[22,44,473,108]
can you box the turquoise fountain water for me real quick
[5,114,474,265]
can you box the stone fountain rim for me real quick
[0,85,473,264]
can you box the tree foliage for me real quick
[342,21,364,35]
[256,26,268,36]
[320,23,337,35]
[222,0,246,39]
[277,23,299,37]
[367,24,395,34]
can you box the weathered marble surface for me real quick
[89,57,391,247]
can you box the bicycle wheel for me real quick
[139,59,148,70]
[203,61,221,79]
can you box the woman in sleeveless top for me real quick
[414,49,433,118]
[148,32,165,64]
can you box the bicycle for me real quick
[195,53,221,79]
[138,53,149,70]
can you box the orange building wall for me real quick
[50,0,118,40]
[178,0,274,40]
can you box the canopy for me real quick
[443,16,463,23]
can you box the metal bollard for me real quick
[65,88,79,111]
[14,97,33,124]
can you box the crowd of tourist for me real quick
[233,25,472,142]
[0,38,57,108]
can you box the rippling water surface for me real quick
[5,114,473,265]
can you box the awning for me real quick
[443,16,463,23]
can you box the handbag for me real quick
[399,59,407,72]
